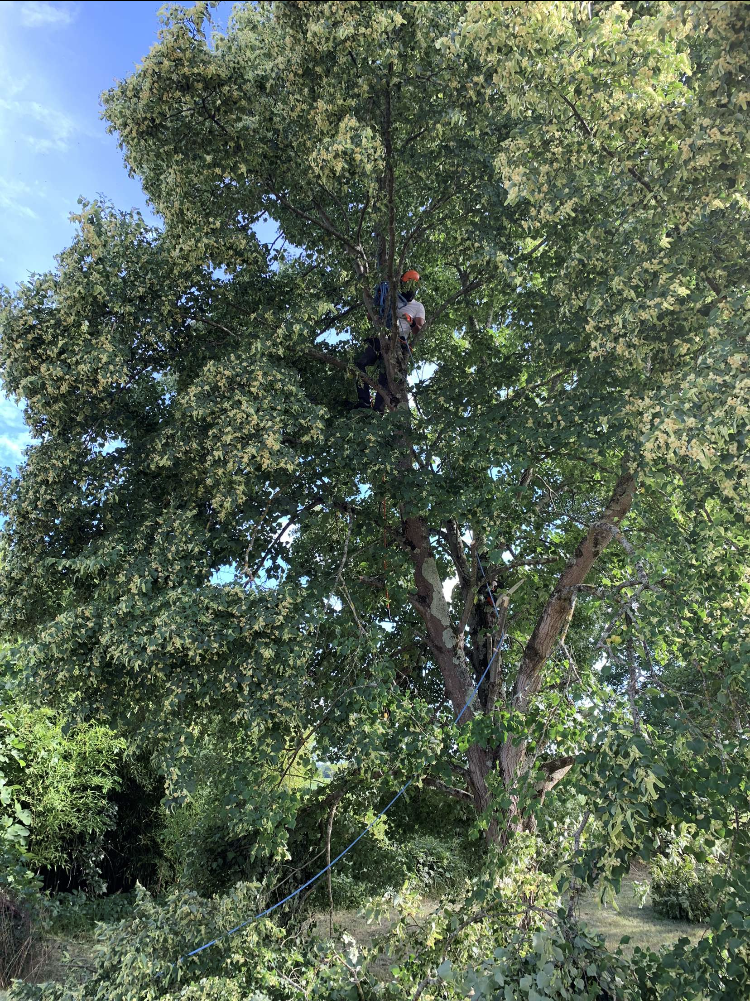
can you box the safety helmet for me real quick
[400,269,420,295]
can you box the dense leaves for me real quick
[0,1,748,998]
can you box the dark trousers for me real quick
[355,337,389,412]
[354,337,407,412]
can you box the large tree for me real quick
[1,0,748,901]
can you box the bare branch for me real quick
[249,496,322,580]
[326,792,343,937]
[421,776,473,803]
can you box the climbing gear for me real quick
[374,286,417,332]
[361,273,425,418]
[374,270,421,327]
[374,281,404,329]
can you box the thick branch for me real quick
[422,776,473,803]
[444,518,473,591]
[536,754,577,795]
[486,595,509,714]
[305,347,392,404]
[512,469,636,712]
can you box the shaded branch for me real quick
[422,776,473,803]
[305,347,392,404]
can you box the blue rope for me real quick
[168,644,502,970]
[163,550,507,974]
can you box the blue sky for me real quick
[0,0,230,472]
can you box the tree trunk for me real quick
[402,514,495,822]
[499,469,637,816]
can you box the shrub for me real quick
[5,883,364,1001]
[44,890,137,939]
[460,922,638,1000]
[176,978,271,1000]
[1,699,125,894]
[403,834,472,894]
[308,833,473,912]
[650,853,722,922]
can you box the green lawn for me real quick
[577,873,704,957]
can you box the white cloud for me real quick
[19,2,75,28]
[0,394,28,429]
[0,396,33,470]
[0,97,79,153]
[0,177,39,219]
[0,433,30,459]
[443,574,459,603]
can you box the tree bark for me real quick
[402,514,494,821]
[499,469,636,794]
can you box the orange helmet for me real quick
[401,269,420,283]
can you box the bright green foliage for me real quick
[0,707,32,851]
[0,1,748,998]
[650,852,723,923]
[1,701,124,892]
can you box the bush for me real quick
[44,890,137,939]
[309,833,472,911]
[462,922,638,1001]
[5,883,363,1001]
[1,699,125,894]
[650,853,722,922]
[176,978,271,1000]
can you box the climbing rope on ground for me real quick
[159,555,508,978]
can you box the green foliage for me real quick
[650,853,723,924]
[5,882,361,1001]
[313,833,473,909]
[0,698,124,892]
[44,890,137,939]
[0,0,748,997]
[451,923,638,1001]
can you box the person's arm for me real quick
[411,301,426,332]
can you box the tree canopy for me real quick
[0,2,748,998]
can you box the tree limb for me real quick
[422,776,473,803]
[512,469,636,712]
[305,347,393,404]
[326,792,343,937]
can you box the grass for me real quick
[0,936,95,999]
[0,871,705,998]
[578,871,704,957]
[310,868,705,974]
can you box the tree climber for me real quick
[354,269,425,412]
